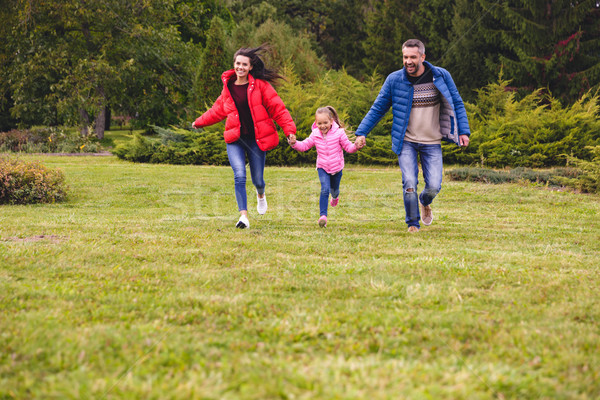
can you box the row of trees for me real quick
[1,0,599,137]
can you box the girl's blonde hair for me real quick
[316,106,343,128]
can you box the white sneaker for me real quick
[236,215,249,229]
[257,194,267,215]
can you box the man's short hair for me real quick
[402,39,425,55]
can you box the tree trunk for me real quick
[79,108,90,136]
[94,86,107,140]
[105,107,111,131]
[94,107,106,140]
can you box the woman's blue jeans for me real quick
[317,168,342,217]
[226,135,266,212]
[398,141,443,228]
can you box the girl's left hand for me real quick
[287,134,297,145]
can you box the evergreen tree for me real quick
[488,0,599,103]
[412,0,456,63]
[0,0,19,131]
[194,17,231,109]
[440,0,502,101]
[362,0,419,76]
[230,19,326,82]
[447,0,600,104]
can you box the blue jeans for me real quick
[227,135,266,212]
[317,168,343,216]
[398,141,443,228]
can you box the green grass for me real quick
[1,156,599,399]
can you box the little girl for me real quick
[288,106,359,227]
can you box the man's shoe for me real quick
[407,226,419,233]
[421,204,433,226]
[330,197,339,207]
[236,215,249,229]
[318,215,327,228]
[257,194,267,215]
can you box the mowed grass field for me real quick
[1,155,599,399]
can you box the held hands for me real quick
[354,136,366,150]
[287,134,297,146]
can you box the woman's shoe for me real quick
[236,215,249,229]
[257,194,268,215]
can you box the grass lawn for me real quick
[1,155,599,399]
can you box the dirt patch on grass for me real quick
[2,235,68,243]
[29,151,113,156]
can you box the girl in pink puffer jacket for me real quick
[288,106,360,227]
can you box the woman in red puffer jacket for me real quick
[193,45,296,229]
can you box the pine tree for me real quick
[362,0,419,76]
[455,0,600,104]
[194,16,231,109]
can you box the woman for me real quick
[192,45,296,229]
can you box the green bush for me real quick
[114,68,399,166]
[118,74,600,170]
[113,127,230,165]
[444,77,600,168]
[446,166,589,192]
[557,146,600,193]
[0,127,104,153]
[0,157,68,204]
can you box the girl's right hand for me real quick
[287,134,296,146]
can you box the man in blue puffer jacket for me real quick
[354,39,471,233]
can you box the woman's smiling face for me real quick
[234,55,253,81]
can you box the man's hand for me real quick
[459,135,470,147]
[355,136,366,149]
[287,134,296,146]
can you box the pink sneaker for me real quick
[318,215,327,228]
[330,197,339,207]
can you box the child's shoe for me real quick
[330,197,339,207]
[257,193,267,215]
[318,215,327,228]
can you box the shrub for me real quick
[0,127,104,153]
[115,68,399,167]
[446,166,584,190]
[0,157,68,204]
[444,77,600,168]
[112,133,158,163]
[557,146,600,193]
[113,127,230,165]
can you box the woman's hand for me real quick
[287,134,296,146]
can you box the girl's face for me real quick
[234,55,253,81]
[315,112,332,135]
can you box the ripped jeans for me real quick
[398,141,443,228]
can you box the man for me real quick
[354,39,470,233]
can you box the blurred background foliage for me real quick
[1,0,599,170]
